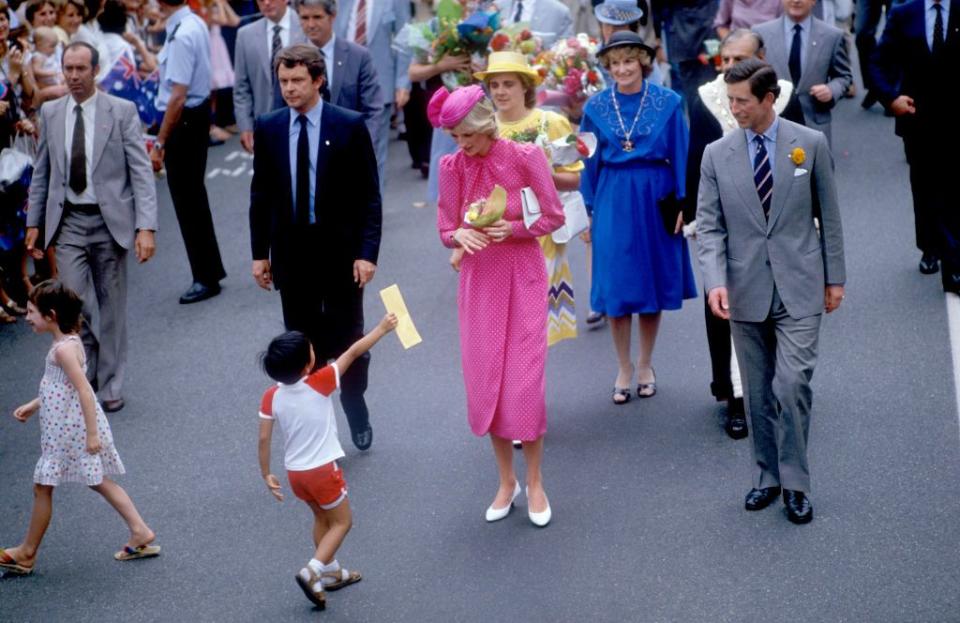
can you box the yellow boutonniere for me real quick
[790,147,806,166]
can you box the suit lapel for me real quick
[766,121,798,233]
[767,17,788,75]
[800,19,823,90]
[278,111,294,219]
[90,94,112,173]
[259,18,272,85]
[729,131,767,229]
[51,97,67,177]
[329,39,348,104]
[314,106,332,221]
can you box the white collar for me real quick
[270,7,292,30]
[70,90,97,112]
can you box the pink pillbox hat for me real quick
[427,85,487,129]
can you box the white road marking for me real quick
[945,292,960,441]
[207,168,221,179]
[230,165,246,177]
[225,150,242,162]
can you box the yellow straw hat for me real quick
[474,51,543,86]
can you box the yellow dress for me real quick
[497,109,584,346]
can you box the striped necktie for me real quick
[753,135,773,218]
[354,0,367,45]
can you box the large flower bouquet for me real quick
[396,0,500,89]
[533,34,605,108]
[488,23,542,58]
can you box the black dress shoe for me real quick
[102,398,125,413]
[179,282,221,304]
[783,489,813,524]
[744,486,781,511]
[724,398,748,440]
[943,272,960,294]
[919,253,940,275]
[352,426,373,451]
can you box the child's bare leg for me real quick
[312,507,330,548]
[307,499,352,564]
[89,478,154,547]
[4,484,55,564]
[489,434,518,508]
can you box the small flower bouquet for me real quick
[533,34,605,108]
[464,185,507,228]
[547,132,598,166]
[488,23,542,58]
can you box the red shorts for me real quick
[287,461,348,509]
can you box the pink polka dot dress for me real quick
[437,139,565,441]
[34,335,125,486]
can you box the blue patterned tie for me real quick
[753,135,773,218]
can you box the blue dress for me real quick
[580,82,697,316]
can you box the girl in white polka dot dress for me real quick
[1,281,158,577]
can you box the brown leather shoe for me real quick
[102,399,125,413]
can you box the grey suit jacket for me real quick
[329,37,385,141]
[27,93,158,250]
[695,119,845,322]
[752,16,852,139]
[334,0,411,102]
[234,12,307,132]
[501,0,574,48]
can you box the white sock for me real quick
[308,558,323,575]
[321,559,342,584]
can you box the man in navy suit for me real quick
[250,44,382,450]
[869,0,960,287]
[298,0,384,142]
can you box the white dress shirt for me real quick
[64,91,98,205]
[347,0,374,44]
[321,34,336,82]
[511,0,537,24]
[266,7,292,55]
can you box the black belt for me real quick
[64,201,99,215]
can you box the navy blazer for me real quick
[249,102,382,290]
[869,0,960,138]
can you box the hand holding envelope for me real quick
[379,285,422,349]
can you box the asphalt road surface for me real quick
[2,94,959,623]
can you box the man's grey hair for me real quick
[720,28,765,58]
[297,0,337,15]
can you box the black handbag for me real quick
[657,192,682,235]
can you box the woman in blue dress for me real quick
[580,31,697,405]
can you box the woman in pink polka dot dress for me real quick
[431,86,565,527]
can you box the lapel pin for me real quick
[325,140,330,146]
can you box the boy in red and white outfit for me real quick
[257,313,397,610]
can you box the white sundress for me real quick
[33,335,125,486]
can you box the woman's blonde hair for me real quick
[600,46,653,78]
[450,97,497,137]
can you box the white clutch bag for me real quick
[521,186,541,229]
[551,191,588,244]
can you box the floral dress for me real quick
[34,335,125,486]
[498,109,583,346]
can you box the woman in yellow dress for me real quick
[458,51,583,347]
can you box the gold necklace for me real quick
[610,80,648,152]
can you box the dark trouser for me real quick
[279,278,369,436]
[903,136,945,260]
[855,0,891,94]
[731,289,821,493]
[704,291,734,401]
[164,99,226,286]
[403,81,433,167]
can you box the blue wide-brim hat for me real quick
[594,0,644,26]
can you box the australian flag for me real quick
[97,54,160,127]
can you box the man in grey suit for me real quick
[501,0,574,47]
[696,59,845,524]
[234,0,307,153]
[25,42,158,413]
[752,0,852,144]
[298,0,384,140]
[334,0,411,190]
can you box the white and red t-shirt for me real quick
[259,363,345,471]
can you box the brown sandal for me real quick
[322,568,362,591]
[295,567,327,609]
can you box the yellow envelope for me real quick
[379,284,422,349]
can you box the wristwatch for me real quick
[152,141,164,152]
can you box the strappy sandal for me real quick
[0,548,34,575]
[612,387,631,405]
[322,567,362,591]
[0,309,16,324]
[637,367,657,398]
[295,567,327,609]
[114,544,161,561]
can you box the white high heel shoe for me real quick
[526,486,552,527]
[485,481,521,522]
